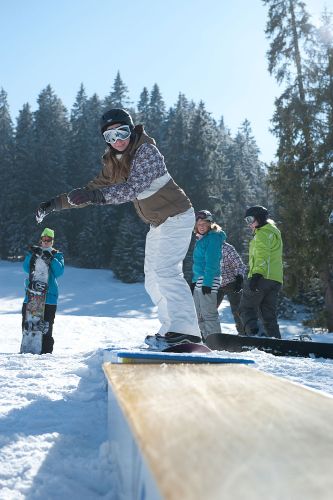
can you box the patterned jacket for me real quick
[54,127,191,227]
[220,242,246,287]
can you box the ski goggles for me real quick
[244,216,256,224]
[103,125,131,145]
[41,237,53,242]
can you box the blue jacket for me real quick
[23,249,65,305]
[192,229,226,287]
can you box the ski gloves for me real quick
[36,189,106,223]
[190,283,212,294]
[36,199,56,223]
[31,246,54,262]
[67,188,106,206]
[249,273,262,292]
[234,274,244,292]
[41,251,54,263]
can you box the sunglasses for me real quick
[244,216,256,224]
[41,237,53,242]
[103,125,131,145]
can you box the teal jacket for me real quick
[248,221,283,284]
[23,249,65,305]
[192,229,226,287]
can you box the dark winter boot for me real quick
[41,335,54,354]
[145,332,202,350]
[245,327,259,337]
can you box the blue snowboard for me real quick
[112,342,255,364]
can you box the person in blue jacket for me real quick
[191,210,226,340]
[22,228,64,354]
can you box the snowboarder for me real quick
[22,228,64,353]
[240,206,283,339]
[35,108,201,349]
[217,242,246,334]
[191,210,226,340]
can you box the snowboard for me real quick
[109,342,255,364]
[20,250,50,354]
[205,333,333,359]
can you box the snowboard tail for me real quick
[205,333,333,359]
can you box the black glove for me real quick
[234,274,244,292]
[41,250,54,263]
[202,286,212,295]
[31,245,43,256]
[249,273,262,292]
[190,282,196,294]
[36,199,56,223]
[67,188,106,206]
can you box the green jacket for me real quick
[248,221,283,284]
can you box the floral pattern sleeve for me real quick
[100,143,167,204]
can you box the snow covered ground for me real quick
[0,260,332,499]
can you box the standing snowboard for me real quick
[20,249,51,354]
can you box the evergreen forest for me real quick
[0,0,332,330]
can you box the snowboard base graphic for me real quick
[20,254,50,355]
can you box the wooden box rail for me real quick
[103,362,333,500]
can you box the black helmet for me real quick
[100,108,134,134]
[195,210,214,222]
[245,205,268,225]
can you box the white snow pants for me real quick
[144,208,201,338]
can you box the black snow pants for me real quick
[217,281,244,334]
[239,278,281,338]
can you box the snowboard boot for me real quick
[243,327,259,337]
[145,332,202,350]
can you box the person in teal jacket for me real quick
[240,206,283,338]
[191,210,226,339]
[22,228,64,353]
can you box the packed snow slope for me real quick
[0,260,332,499]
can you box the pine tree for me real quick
[163,93,193,187]
[33,85,70,253]
[137,87,150,124]
[147,84,166,148]
[264,0,333,329]
[103,71,131,111]
[0,88,15,257]
[111,205,147,283]
[9,103,36,256]
[66,89,122,267]
[184,101,218,210]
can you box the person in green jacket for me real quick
[240,206,283,338]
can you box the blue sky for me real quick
[1,0,331,163]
